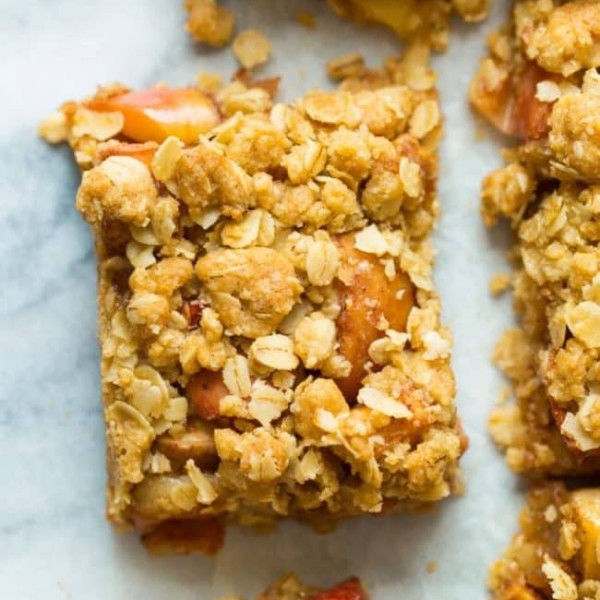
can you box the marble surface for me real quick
[0,1,523,598]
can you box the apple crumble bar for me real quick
[40,49,465,552]
[489,483,600,600]
[327,0,489,51]
[470,0,600,476]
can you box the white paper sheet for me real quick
[0,1,526,598]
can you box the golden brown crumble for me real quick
[426,561,438,574]
[489,483,600,600]
[41,46,465,553]
[470,0,600,477]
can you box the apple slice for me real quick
[334,232,414,401]
[87,87,221,144]
[310,577,370,600]
[471,60,556,141]
[186,369,229,420]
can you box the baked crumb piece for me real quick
[184,0,235,48]
[327,0,489,51]
[426,561,438,574]
[232,30,272,70]
[196,71,223,92]
[471,0,600,477]
[489,273,510,296]
[490,483,600,600]
[42,46,465,554]
[326,53,366,81]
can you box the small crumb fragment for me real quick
[184,0,235,48]
[232,30,272,70]
[489,273,510,296]
[38,111,69,144]
[295,11,316,29]
[326,52,365,81]
[426,561,438,573]
[196,71,223,92]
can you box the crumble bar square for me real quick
[470,0,600,476]
[41,51,466,552]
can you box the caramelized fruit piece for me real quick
[334,232,414,400]
[471,61,555,141]
[142,517,225,556]
[182,299,203,330]
[186,369,229,420]
[87,87,221,144]
[311,577,370,600]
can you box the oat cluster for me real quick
[41,48,465,552]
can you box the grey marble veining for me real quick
[0,1,520,598]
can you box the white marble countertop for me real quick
[0,1,523,598]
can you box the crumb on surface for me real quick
[426,561,438,573]
[232,29,272,70]
[489,273,510,296]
